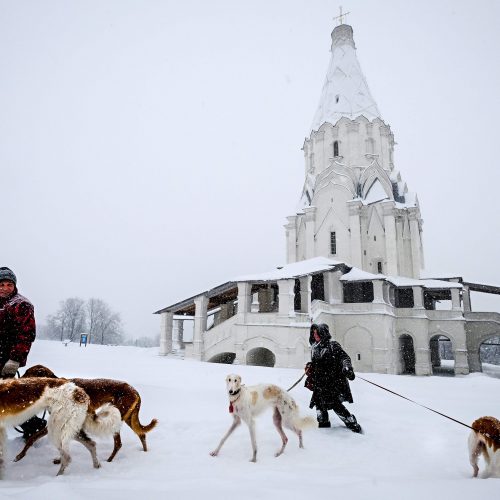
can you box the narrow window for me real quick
[333,141,339,157]
[330,231,337,255]
[377,261,383,274]
[357,353,361,361]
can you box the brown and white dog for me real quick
[468,416,500,478]
[0,377,121,478]
[16,365,157,463]
[210,374,316,462]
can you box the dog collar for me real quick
[228,389,241,413]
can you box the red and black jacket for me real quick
[0,289,36,369]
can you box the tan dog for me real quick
[16,365,157,463]
[210,374,316,462]
[468,416,500,478]
[0,377,120,478]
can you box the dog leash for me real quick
[287,373,306,392]
[357,375,500,443]
[357,376,473,430]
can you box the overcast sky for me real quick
[1,0,499,340]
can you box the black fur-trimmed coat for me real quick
[306,325,354,410]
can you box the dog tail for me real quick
[128,400,158,435]
[84,403,122,437]
[294,415,318,430]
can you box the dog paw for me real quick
[53,458,61,465]
[209,451,218,457]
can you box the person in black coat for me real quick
[305,323,362,432]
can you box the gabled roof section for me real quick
[311,24,381,131]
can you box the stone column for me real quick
[173,318,185,350]
[237,282,252,322]
[454,348,470,375]
[348,200,363,268]
[412,286,424,309]
[451,288,461,311]
[415,347,431,376]
[382,201,398,276]
[304,207,316,260]
[324,270,343,304]
[193,295,208,360]
[278,279,296,317]
[462,285,472,312]
[372,280,385,304]
[285,216,297,264]
[299,275,312,314]
[159,311,173,356]
[408,209,422,278]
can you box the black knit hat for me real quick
[0,267,16,284]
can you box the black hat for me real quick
[0,267,16,284]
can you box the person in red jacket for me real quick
[0,267,46,438]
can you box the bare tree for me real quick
[45,297,86,341]
[86,298,123,345]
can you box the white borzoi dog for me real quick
[468,416,500,478]
[0,377,121,478]
[210,374,316,462]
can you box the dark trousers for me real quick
[316,400,352,424]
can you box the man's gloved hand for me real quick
[305,362,313,376]
[1,359,20,378]
[343,364,355,381]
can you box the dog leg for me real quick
[0,427,6,480]
[56,449,71,476]
[107,432,122,462]
[75,430,100,469]
[14,427,48,462]
[468,430,482,478]
[139,433,147,452]
[210,416,241,457]
[272,407,288,457]
[248,418,258,463]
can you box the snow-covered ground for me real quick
[1,340,499,499]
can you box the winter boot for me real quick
[316,409,331,428]
[341,414,362,434]
[20,415,47,441]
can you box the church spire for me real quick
[310,23,381,131]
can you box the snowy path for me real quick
[1,340,499,499]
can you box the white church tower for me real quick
[285,23,424,278]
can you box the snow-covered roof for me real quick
[340,271,462,289]
[234,256,342,282]
[311,24,381,131]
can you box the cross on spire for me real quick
[333,6,350,26]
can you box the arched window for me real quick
[333,141,339,157]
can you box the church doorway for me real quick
[429,335,455,376]
[207,352,236,364]
[479,336,500,378]
[246,347,276,367]
[399,334,415,374]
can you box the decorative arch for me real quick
[359,162,394,201]
[242,335,279,354]
[207,352,236,364]
[429,334,455,376]
[479,335,500,378]
[397,332,416,375]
